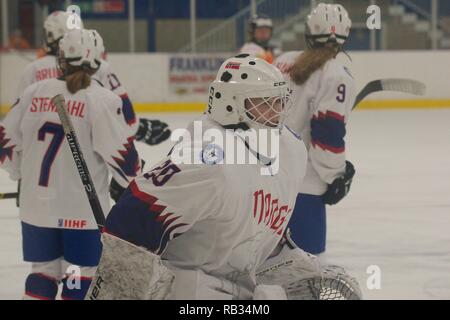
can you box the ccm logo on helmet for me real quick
[274,81,286,87]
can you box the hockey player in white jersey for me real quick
[12,10,80,208]
[15,11,170,147]
[274,3,356,256]
[89,29,137,134]
[15,11,83,96]
[239,14,279,64]
[0,29,142,300]
[86,55,312,300]
[89,29,170,146]
[89,29,171,146]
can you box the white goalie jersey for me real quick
[104,116,307,299]
[275,51,356,195]
[0,78,141,230]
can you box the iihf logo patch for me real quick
[201,144,224,165]
[58,219,64,228]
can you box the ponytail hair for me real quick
[289,46,337,86]
[65,65,93,94]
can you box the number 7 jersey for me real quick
[0,78,142,230]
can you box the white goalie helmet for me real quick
[206,54,291,130]
[89,29,105,69]
[58,29,97,70]
[305,3,351,48]
[44,11,84,51]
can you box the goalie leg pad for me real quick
[86,233,175,300]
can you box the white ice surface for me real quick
[1,110,449,300]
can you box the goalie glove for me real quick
[135,118,171,146]
[322,160,355,205]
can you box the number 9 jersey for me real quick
[275,51,356,195]
[0,78,142,230]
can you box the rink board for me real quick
[2,99,450,117]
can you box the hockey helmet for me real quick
[206,54,291,130]
[305,3,351,48]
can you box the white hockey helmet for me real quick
[305,3,351,48]
[206,54,291,130]
[89,29,105,69]
[249,14,273,31]
[58,29,97,70]
[248,14,273,45]
[44,10,84,53]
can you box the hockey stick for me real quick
[51,94,106,229]
[352,78,426,110]
[0,192,18,200]
[52,94,175,300]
